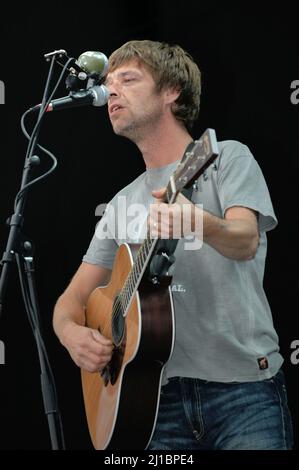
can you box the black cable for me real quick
[24,55,72,160]
[23,54,56,169]
[14,113,58,211]
[14,57,73,211]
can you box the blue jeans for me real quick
[148,369,293,450]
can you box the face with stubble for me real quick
[105,60,170,142]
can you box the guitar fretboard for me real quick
[119,232,158,314]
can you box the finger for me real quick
[84,357,111,373]
[151,187,167,200]
[162,210,183,238]
[91,350,113,366]
[148,217,159,238]
[89,343,114,358]
[90,329,113,345]
[80,349,113,370]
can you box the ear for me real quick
[163,87,180,105]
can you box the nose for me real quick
[106,81,119,98]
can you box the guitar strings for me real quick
[111,232,153,335]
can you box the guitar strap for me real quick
[147,141,196,283]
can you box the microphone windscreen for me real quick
[76,51,108,77]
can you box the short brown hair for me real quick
[109,40,201,131]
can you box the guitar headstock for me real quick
[165,128,219,203]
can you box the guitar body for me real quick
[81,243,175,450]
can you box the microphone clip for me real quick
[65,68,104,92]
[44,49,68,61]
[65,69,89,92]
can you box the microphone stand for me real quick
[0,51,66,450]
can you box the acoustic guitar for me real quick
[81,128,219,449]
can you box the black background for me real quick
[0,2,298,450]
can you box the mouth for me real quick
[110,104,124,115]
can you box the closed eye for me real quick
[123,77,136,83]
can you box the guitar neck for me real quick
[119,232,159,316]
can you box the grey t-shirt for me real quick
[83,140,282,382]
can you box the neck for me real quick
[135,120,193,169]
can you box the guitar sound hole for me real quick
[112,295,125,346]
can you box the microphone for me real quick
[66,51,109,91]
[33,84,110,112]
[76,51,108,77]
